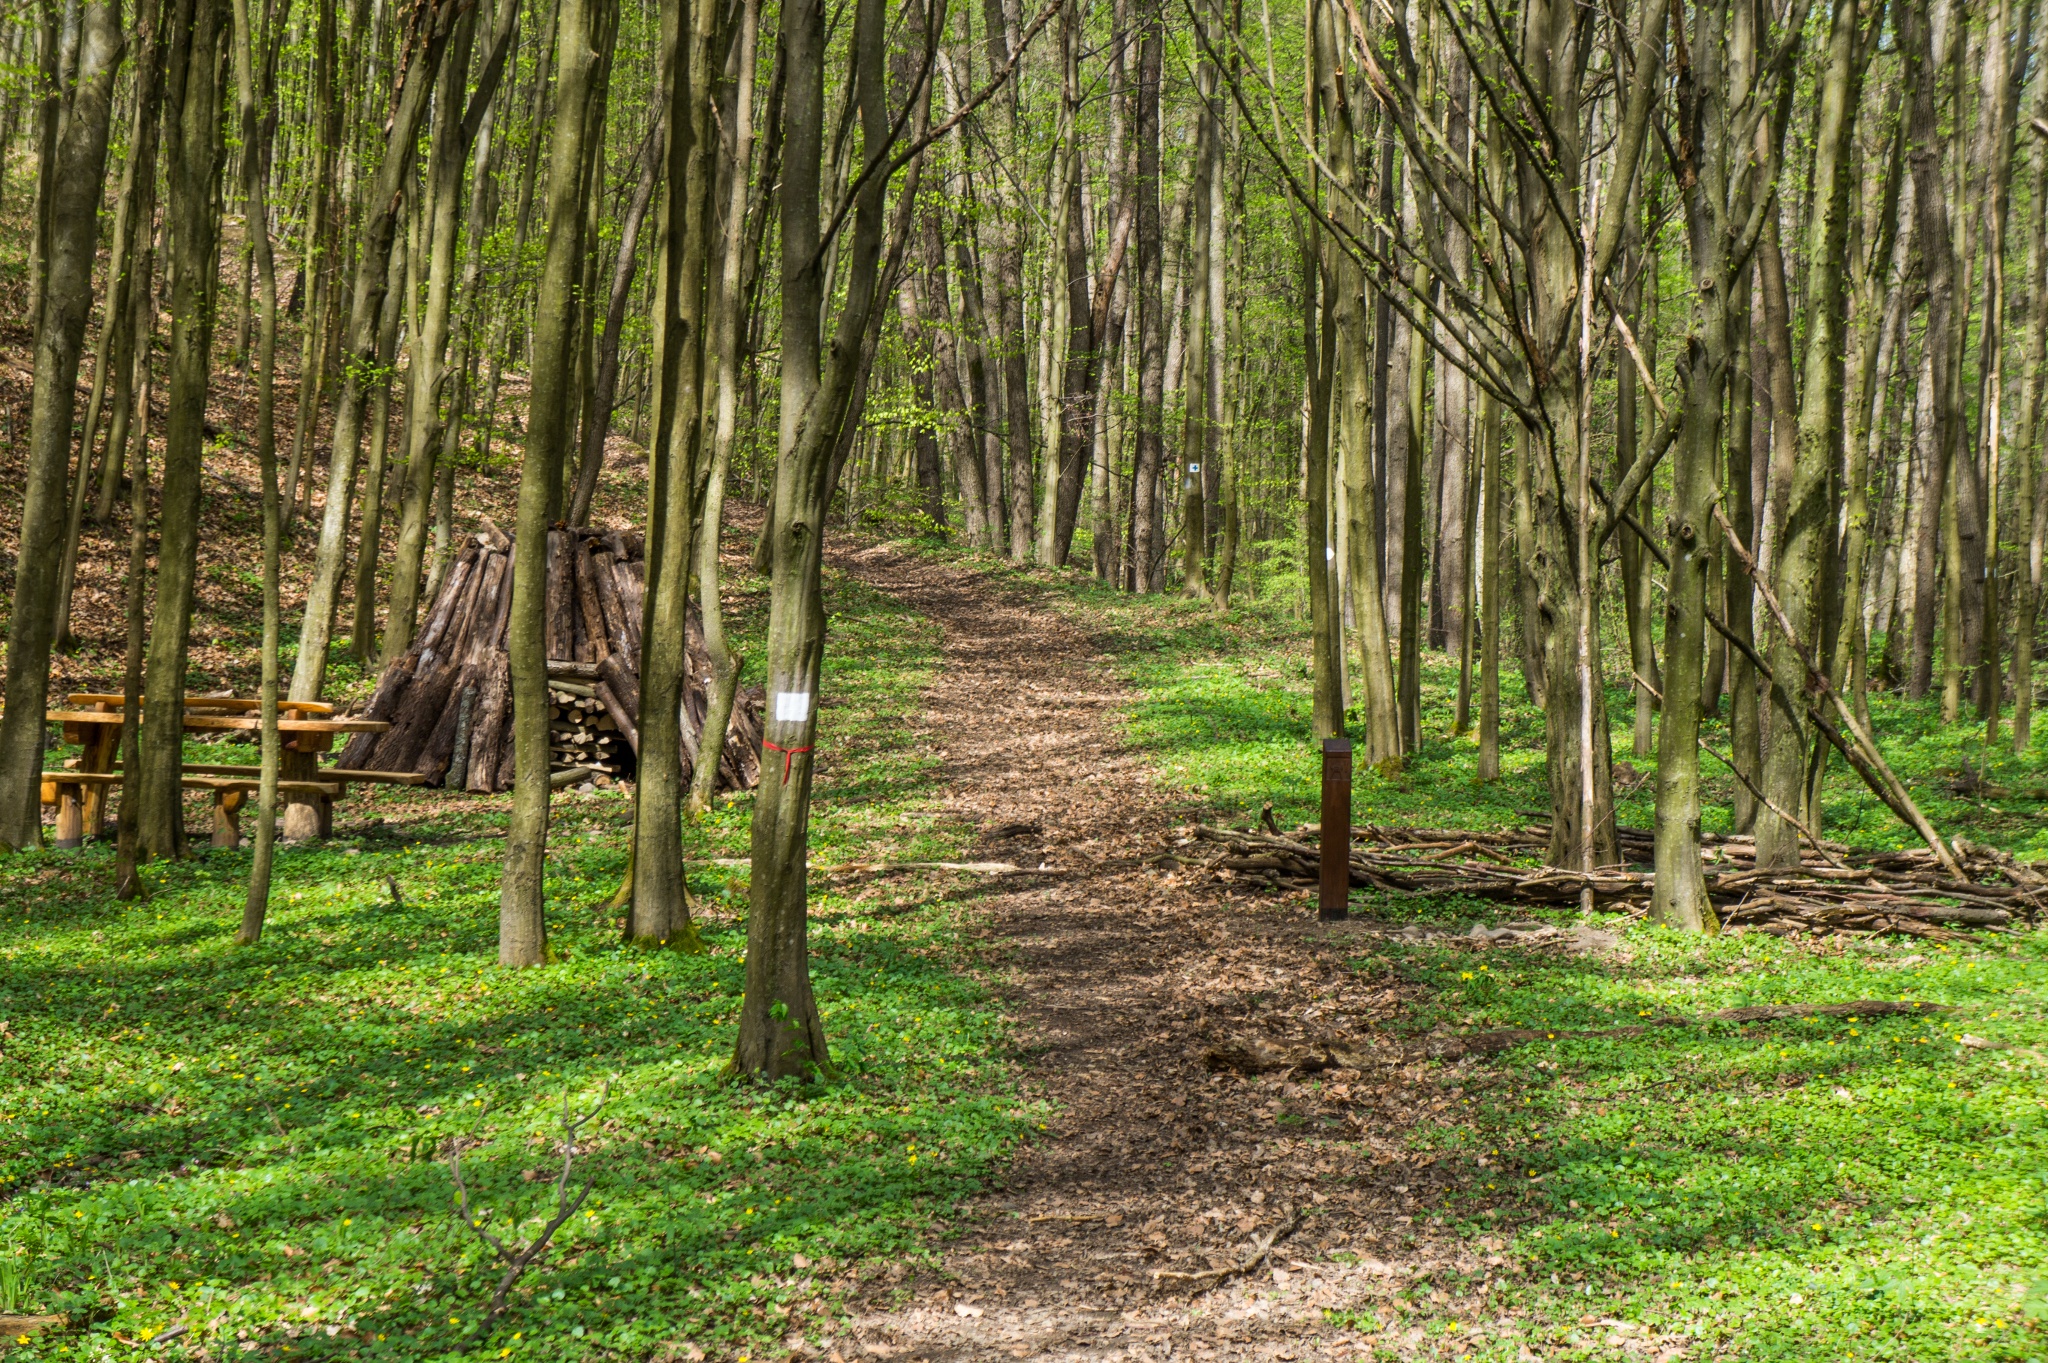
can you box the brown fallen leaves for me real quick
[818,545,1524,1362]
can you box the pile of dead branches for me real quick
[1185,822,2045,940]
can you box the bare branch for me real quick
[447,1083,611,1318]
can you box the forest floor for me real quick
[0,523,2043,1363]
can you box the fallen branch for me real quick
[449,1083,608,1316]
[1711,504,1964,880]
[1182,823,2030,937]
[1153,1208,1305,1293]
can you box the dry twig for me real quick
[449,1083,609,1316]
[1153,1208,1305,1293]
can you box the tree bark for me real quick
[980,0,1033,560]
[1755,0,1863,868]
[380,0,507,659]
[687,0,760,820]
[281,0,339,529]
[233,0,284,942]
[570,113,661,528]
[1311,0,1395,765]
[919,202,986,538]
[1129,0,1165,591]
[1301,242,1343,742]
[501,0,612,965]
[0,0,121,852]
[347,229,410,663]
[1044,0,1120,567]
[2015,8,2048,753]
[734,0,908,1079]
[133,0,224,860]
[1902,0,1963,704]
[54,5,161,647]
[629,0,717,947]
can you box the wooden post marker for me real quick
[1319,737,1352,921]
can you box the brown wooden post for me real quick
[280,743,320,841]
[79,705,118,836]
[212,787,245,849]
[280,729,332,841]
[53,781,85,848]
[1319,737,1352,921]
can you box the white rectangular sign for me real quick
[774,691,812,723]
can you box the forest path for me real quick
[815,541,1487,1363]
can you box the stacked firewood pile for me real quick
[1188,821,2045,940]
[338,520,763,794]
[539,661,633,783]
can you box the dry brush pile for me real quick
[1188,821,2044,941]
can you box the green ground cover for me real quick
[954,550,2048,1361]
[0,565,1036,1361]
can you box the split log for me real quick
[571,541,609,662]
[589,546,633,657]
[415,662,479,784]
[415,544,480,657]
[597,652,640,721]
[461,551,509,662]
[466,654,511,793]
[544,531,576,662]
[338,652,417,767]
[373,657,466,775]
[447,684,477,791]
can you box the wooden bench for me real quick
[40,772,342,849]
[176,762,430,789]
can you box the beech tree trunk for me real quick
[687,0,760,819]
[134,0,225,860]
[381,0,516,662]
[0,0,121,852]
[734,0,906,1079]
[1755,0,1862,868]
[629,0,716,948]
[2015,10,2048,754]
[501,0,612,965]
[1129,0,1165,592]
[569,110,661,528]
[233,0,284,942]
[1902,0,1962,705]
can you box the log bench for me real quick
[40,773,343,849]
[175,765,429,838]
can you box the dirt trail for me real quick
[813,543,1508,1363]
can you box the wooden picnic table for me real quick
[39,695,392,846]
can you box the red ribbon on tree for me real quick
[762,740,814,782]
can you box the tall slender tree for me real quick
[0,0,122,852]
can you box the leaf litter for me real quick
[805,545,1556,1363]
